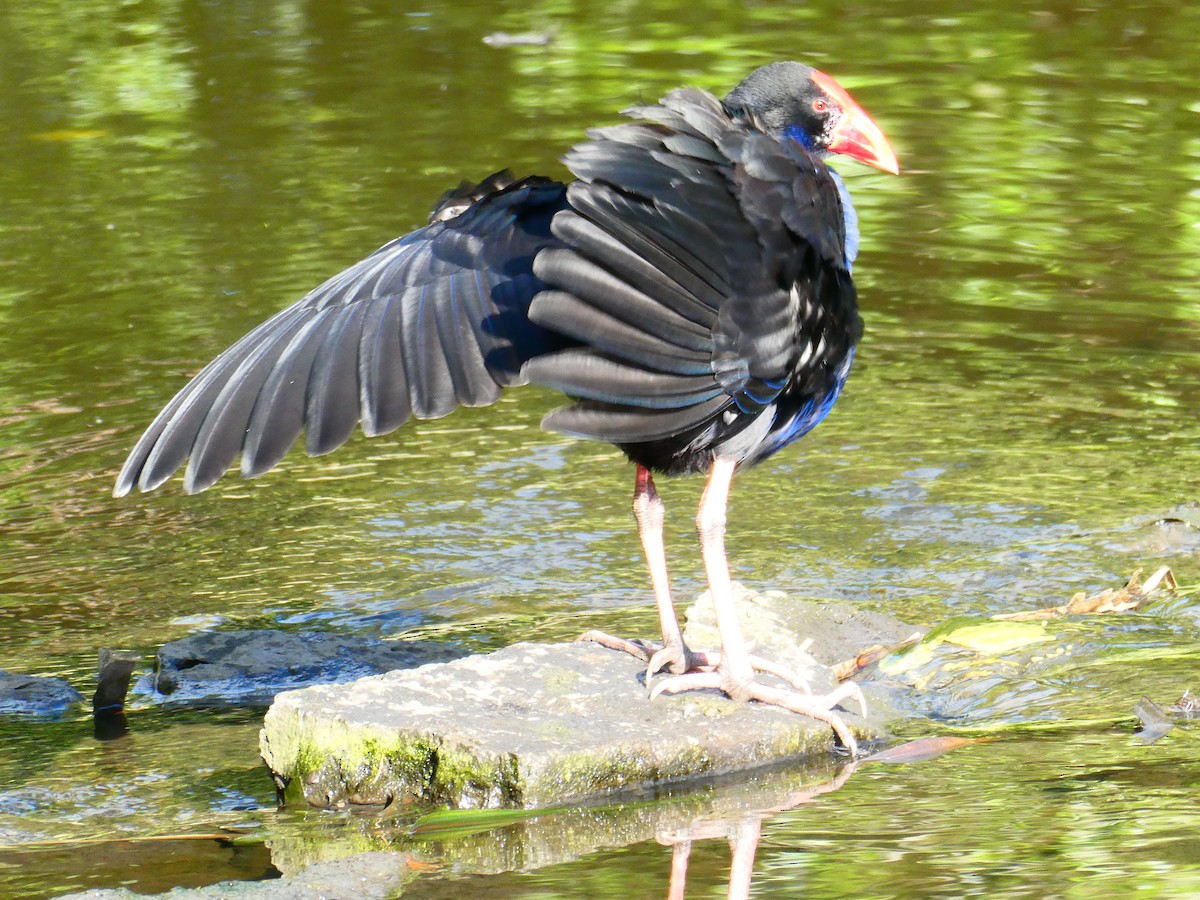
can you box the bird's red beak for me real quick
[811,69,900,175]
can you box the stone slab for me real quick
[260,587,909,809]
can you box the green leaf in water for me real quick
[411,806,562,841]
[878,618,1050,675]
[942,620,1050,654]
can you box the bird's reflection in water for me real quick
[657,762,857,900]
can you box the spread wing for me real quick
[115,174,568,496]
[522,88,857,447]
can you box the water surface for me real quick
[1,1,1198,896]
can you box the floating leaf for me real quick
[863,736,985,764]
[876,617,1049,677]
[996,567,1176,621]
[877,637,938,676]
[942,620,1049,654]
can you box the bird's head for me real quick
[724,62,899,175]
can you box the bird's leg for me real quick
[694,457,754,693]
[583,464,815,687]
[650,457,867,756]
[578,466,713,675]
[635,466,711,675]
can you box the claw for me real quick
[827,680,868,719]
[650,670,864,757]
[646,642,718,678]
[582,630,816,693]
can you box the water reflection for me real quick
[393,723,1198,897]
[364,755,865,900]
[658,762,856,900]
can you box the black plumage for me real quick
[116,174,568,495]
[528,87,865,474]
[115,62,898,752]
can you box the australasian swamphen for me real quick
[115,62,899,752]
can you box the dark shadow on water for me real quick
[0,836,281,898]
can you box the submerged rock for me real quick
[137,629,460,706]
[0,669,82,716]
[260,586,910,809]
[58,850,417,900]
[94,648,141,712]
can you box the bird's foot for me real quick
[645,641,716,677]
[578,631,815,690]
[650,670,868,757]
[576,631,714,676]
[649,644,813,692]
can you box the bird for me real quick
[114,62,899,753]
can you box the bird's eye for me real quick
[812,98,829,114]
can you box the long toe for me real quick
[742,681,861,757]
[745,654,814,694]
[576,630,654,663]
[650,670,864,757]
[578,631,720,679]
[649,671,726,700]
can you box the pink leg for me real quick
[635,466,686,656]
[649,456,867,756]
[694,458,754,693]
[636,466,718,675]
[578,466,712,674]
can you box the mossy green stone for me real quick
[260,588,906,809]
